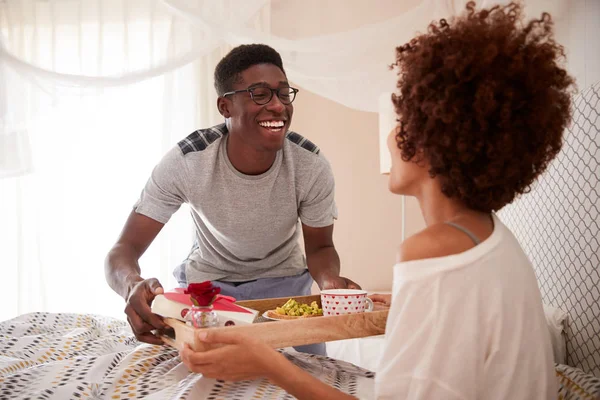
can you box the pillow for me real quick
[544,304,568,364]
[556,363,600,399]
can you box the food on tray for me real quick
[266,298,323,320]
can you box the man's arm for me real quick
[105,211,163,298]
[302,223,360,290]
[105,211,168,344]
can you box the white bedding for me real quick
[0,312,375,399]
[327,336,385,372]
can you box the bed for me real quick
[0,312,375,399]
[1,84,599,399]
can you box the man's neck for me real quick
[226,133,278,176]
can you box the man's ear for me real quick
[217,97,231,118]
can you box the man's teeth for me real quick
[259,121,285,128]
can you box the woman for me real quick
[179,2,574,399]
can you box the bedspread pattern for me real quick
[0,312,375,399]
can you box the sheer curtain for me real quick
[0,0,228,320]
[2,0,575,177]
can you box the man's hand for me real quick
[320,275,361,290]
[124,278,168,345]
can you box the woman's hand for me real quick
[368,293,392,307]
[181,329,357,399]
[179,329,281,381]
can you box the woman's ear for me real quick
[217,97,231,118]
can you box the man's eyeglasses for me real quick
[222,86,299,105]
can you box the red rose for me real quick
[184,281,221,307]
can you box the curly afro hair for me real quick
[392,1,575,212]
[214,44,286,96]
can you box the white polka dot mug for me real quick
[320,289,374,316]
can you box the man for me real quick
[105,44,358,354]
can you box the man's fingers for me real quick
[340,276,361,290]
[126,303,167,333]
[123,278,167,345]
[127,313,151,334]
[146,278,164,295]
[126,311,142,332]
[127,315,165,345]
[129,297,167,330]
[136,332,165,345]
[128,315,156,334]
[140,308,167,330]
[346,278,362,290]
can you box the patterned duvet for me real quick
[0,312,375,399]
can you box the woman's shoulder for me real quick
[397,223,485,263]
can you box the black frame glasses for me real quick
[222,86,299,105]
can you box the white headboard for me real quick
[499,82,600,377]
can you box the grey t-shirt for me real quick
[133,123,338,283]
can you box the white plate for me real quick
[261,311,281,321]
[261,311,324,321]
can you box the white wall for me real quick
[271,0,599,292]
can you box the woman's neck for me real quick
[414,178,485,227]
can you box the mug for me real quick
[320,289,374,316]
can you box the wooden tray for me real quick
[160,294,389,351]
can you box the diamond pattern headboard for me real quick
[499,82,600,377]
